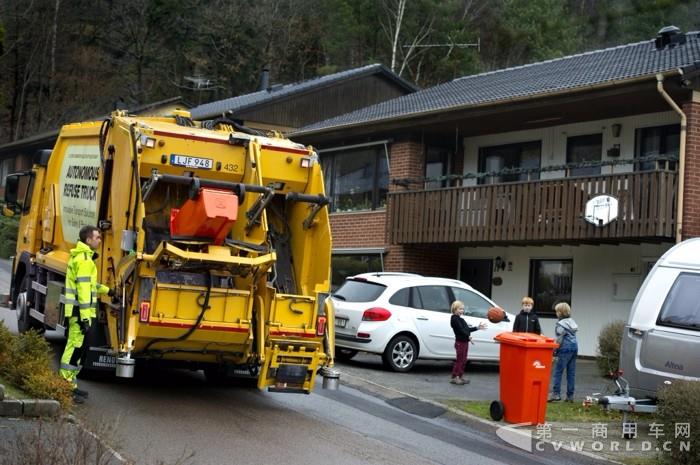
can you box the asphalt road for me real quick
[0,259,607,465]
[0,303,606,465]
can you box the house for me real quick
[0,97,190,196]
[0,64,415,191]
[292,26,700,357]
[189,64,417,132]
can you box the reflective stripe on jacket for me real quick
[63,240,110,319]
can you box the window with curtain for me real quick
[425,146,451,189]
[567,133,602,177]
[478,141,541,184]
[635,124,680,171]
[529,259,573,317]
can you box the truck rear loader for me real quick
[3,110,338,393]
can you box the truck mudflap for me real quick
[257,344,326,394]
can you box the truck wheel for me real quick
[335,348,358,361]
[16,277,43,334]
[382,335,417,372]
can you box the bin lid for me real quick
[494,331,559,348]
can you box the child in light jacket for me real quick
[549,302,578,402]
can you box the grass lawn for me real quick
[0,374,29,399]
[442,398,647,423]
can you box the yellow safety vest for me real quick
[63,240,110,319]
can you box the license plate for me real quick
[335,317,348,329]
[170,154,213,169]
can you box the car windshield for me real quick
[333,279,386,302]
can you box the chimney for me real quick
[258,68,270,91]
[655,25,686,50]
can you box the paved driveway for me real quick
[335,352,608,403]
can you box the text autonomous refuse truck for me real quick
[3,110,337,393]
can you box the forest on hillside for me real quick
[0,0,699,144]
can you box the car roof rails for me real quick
[353,272,422,279]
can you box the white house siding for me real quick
[457,243,672,357]
[462,110,680,183]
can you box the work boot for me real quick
[73,387,89,398]
[548,394,561,402]
[565,396,574,403]
[72,393,86,405]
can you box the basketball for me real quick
[487,307,505,323]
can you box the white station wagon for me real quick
[331,273,514,372]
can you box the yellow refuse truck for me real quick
[3,110,337,393]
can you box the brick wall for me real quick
[330,210,387,248]
[384,244,458,278]
[389,140,424,192]
[682,99,700,239]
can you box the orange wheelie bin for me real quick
[490,332,559,425]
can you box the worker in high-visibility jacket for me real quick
[59,225,114,403]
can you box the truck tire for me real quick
[16,277,43,334]
[382,335,417,372]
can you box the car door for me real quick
[410,285,454,357]
[451,286,506,360]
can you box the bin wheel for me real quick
[490,400,505,421]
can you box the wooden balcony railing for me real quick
[388,170,677,244]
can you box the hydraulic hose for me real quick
[142,272,212,353]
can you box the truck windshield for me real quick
[657,272,700,331]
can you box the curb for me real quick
[336,370,618,464]
[0,384,61,417]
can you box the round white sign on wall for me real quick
[584,195,618,227]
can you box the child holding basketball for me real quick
[450,300,487,385]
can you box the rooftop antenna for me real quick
[403,37,480,56]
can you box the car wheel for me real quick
[382,335,417,372]
[335,348,358,361]
[16,276,43,334]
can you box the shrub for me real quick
[656,380,700,465]
[0,214,19,258]
[596,320,625,377]
[0,322,73,409]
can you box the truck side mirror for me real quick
[3,174,20,214]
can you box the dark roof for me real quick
[294,31,700,136]
[189,64,418,120]
[0,96,188,159]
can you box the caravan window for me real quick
[657,272,700,331]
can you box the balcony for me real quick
[388,170,677,245]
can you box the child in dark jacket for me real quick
[450,300,486,385]
[513,296,542,334]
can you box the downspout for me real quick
[656,74,687,243]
